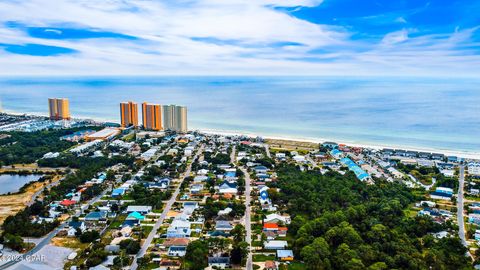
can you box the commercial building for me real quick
[120,101,138,127]
[163,105,187,133]
[48,98,70,120]
[142,103,162,131]
[85,128,120,141]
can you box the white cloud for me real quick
[0,0,477,77]
[381,29,409,45]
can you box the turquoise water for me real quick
[0,76,479,153]
[0,174,42,195]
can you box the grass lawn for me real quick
[253,253,275,262]
[465,195,480,202]
[142,226,154,235]
[252,240,263,247]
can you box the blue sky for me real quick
[0,0,478,76]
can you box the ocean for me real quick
[0,76,479,154]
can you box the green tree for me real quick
[230,224,246,243]
[230,241,249,265]
[184,240,208,270]
[3,233,25,251]
[79,230,100,243]
[301,237,331,270]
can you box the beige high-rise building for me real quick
[175,105,188,133]
[162,104,187,133]
[48,98,70,120]
[162,105,175,131]
[120,101,138,127]
[142,103,162,131]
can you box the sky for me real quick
[0,0,479,76]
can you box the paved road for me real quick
[264,144,271,159]
[457,165,467,246]
[240,167,253,270]
[230,145,236,164]
[306,155,318,168]
[407,174,436,191]
[0,188,108,270]
[130,145,203,270]
[28,176,65,206]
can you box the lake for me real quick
[0,174,43,195]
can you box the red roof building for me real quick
[60,199,76,206]
[263,223,279,231]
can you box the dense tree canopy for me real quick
[272,165,472,270]
[0,128,101,165]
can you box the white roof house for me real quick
[264,240,288,250]
[218,207,232,216]
[293,155,306,162]
[141,148,158,161]
[264,213,290,224]
[126,205,152,214]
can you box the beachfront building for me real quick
[163,105,188,133]
[142,102,163,131]
[120,101,138,128]
[48,98,70,120]
[175,105,187,133]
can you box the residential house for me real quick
[193,175,208,183]
[163,238,189,248]
[254,165,268,174]
[85,211,108,222]
[218,181,238,194]
[67,221,86,237]
[208,257,230,269]
[277,250,294,261]
[126,211,145,223]
[218,207,232,216]
[168,246,187,257]
[215,220,233,232]
[264,240,288,250]
[112,188,126,198]
[167,219,192,238]
[265,261,277,270]
[190,184,203,194]
[264,213,291,225]
[126,205,152,215]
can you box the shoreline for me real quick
[198,128,480,160]
[2,110,479,160]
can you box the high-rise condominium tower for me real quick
[162,104,188,133]
[142,103,162,131]
[162,105,175,131]
[120,101,138,127]
[175,105,188,133]
[48,98,70,120]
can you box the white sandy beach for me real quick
[198,128,480,160]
